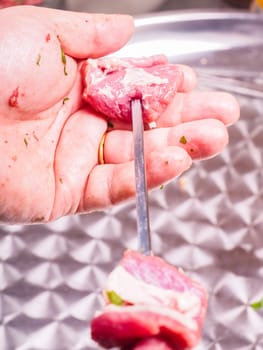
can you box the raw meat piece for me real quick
[0,0,42,8]
[122,336,175,350]
[82,55,183,123]
[91,250,207,349]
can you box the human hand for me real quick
[0,6,239,224]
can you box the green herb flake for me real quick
[36,53,41,66]
[251,298,263,311]
[60,46,68,76]
[106,290,124,306]
[179,135,187,144]
[61,46,66,64]
[63,97,69,104]
[24,137,28,147]
[160,184,164,190]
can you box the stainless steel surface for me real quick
[40,0,236,12]
[131,99,151,256]
[1,11,263,350]
[162,0,240,11]
[63,0,167,14]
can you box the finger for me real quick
[177,64,197,92]
[103,119,229,163]
[35,7,134,58]
[50,107,107,220]
[80,147,192,212]
[159,91,240,127]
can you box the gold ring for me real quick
[98,132,107,164]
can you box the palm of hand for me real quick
[0,6,239,224]
[0,6,133,223]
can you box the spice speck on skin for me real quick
[63,97,69,104]
[59,177,63,184]
[11,155,17,162]
[24,137,28,147]
[32,216,45,223]
[179,135,187,144]
[36,53,41,66]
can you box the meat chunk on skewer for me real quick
[122,336,175,350]
[82,55,183,123]
[0,0,42,8]
[91,250,207,349]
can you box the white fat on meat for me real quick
[105,266,201,319]
[122,68,168,86]
[95,85,115,99]
[89,67,168,98]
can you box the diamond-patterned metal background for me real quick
[1,11,263,350]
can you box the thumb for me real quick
[40,7,134,59]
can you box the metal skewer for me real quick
[131,99,152,255]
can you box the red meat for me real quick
[122,336,175,350]
[82,55,183,123]
[0,0,42,8]
[91,250,207,349]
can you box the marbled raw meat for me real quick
[91,250,207,349]
[82,55,183,123]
